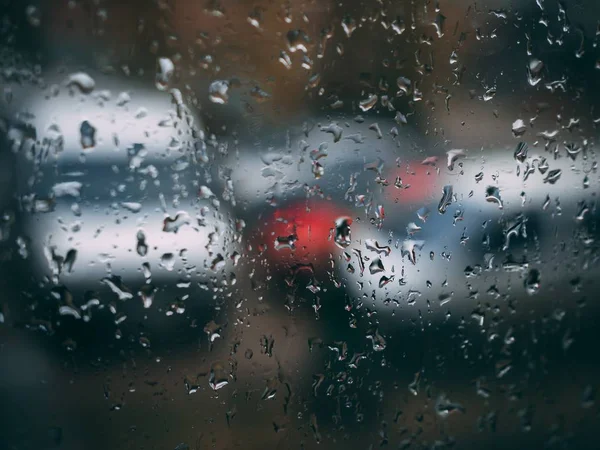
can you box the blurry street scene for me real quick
[1,0,600,449]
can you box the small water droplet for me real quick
[155,57,174,91]
[512,119,527,137]
[485,186,503,209]
[525,268,541,295]
[66,72,96,93]
[438,185,453,214]
[208,80,230,104]
[369,258,385,275]
[79,121,96,149]
[359,94,378,112]
[514,142,528,162]
[334,217,352,248]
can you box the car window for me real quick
[1,1,599,449]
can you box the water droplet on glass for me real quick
[52,181,82,198]
[163,212,190,233]
[139,285,155,308]
[102,276,133,300]
[417,206,430,222]
[341,16,357,37]
[26,5,41,27]
[359,94,378,112]
[514,142,528,162]
[286,29,310,53]
[160,253,175,271]
[435,394,465,418]
[279,50,292,69]
[116,91,131,106]
[209,362,228,390]
[120,202,142,213]
[396,76,411,96]
[334,217,352,248]
[503,214,528,251]
[438,185,453,214]
[274,234,298,251]
[512,119,527,137]
[80,120,96,149]
[369,258,385,275]
[365,239,391,256]
[525,268,541,295]
[136,230,148,256]
[66,72,96,93]
[485,186,503,209]
[208,80,230,104]
[155,57,174,91]
[406,222,422,235]
[392,18,406,35]
[401,240,425,265]
[320,123,343,142]
[544,169,562,184]
[210,254,226,272]
[527,58,544,86]
[447,149,466,170]
[64,249,77,273]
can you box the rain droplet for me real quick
[66,72,96,94]
[155,57,174,91]
[512,119,527,137]
[543,169,562,184]
[447,149,466,170]
[365,239,391,256]
[341,16,357,37]
[435,394,465,418]
[438,185,453,214]
[334,217,352,248]
[396,77,411,96]
[279,51,292,69]
[503,214,528,251]
[120,202,142,213]
[401,240,425,265]
[485,186,503,209]
[286,29,310,53]
[359,94,378,112]
[163,212,190,233]
[208,80,230,104]
[209,362,228,390]
[406,222,422,235]
[320,123,343,142]
[80,120,96,149]
[102,276,133,300]
[274,235,298,251]
[64,249,77,273]
[159,253,175,271]
[417,206,430,222]
[26,5,41,27]
[136,230,148,256]
[369,258,385,275]
[525,268,541,295]
[527,58,544,86]
[116,91,131,106]
[210,254,226,272]
[52,181,82,198]
[514,142,528,162]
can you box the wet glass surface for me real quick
[1,1,600,449]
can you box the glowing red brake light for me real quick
[260,201,351,265]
